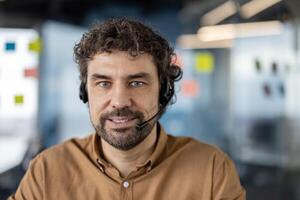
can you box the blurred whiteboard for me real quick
[0,28,39,173]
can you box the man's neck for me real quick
[101,124,158,178]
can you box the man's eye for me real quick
[129,81,145,88]
[97,81,111,88]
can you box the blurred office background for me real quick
[1,0,300,199]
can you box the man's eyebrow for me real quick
[127,72,151,80]
[90,72,152,80]
[91,74,111,80]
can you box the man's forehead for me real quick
[87,51,158,79]
[89,51,155,68]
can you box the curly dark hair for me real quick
[74,18,182,109]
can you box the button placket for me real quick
[123,181,130,189]
[120,180,133,200]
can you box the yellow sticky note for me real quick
[28,38,42,53]
[195,53,214,73]
[15,95,24,105]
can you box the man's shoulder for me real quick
[37,133,95,163]
[166,134,229,162]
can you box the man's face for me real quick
[86,51,160,150]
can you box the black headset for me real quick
[79,80,173,107]
[79,82,88,104]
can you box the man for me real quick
[9,18,245,199]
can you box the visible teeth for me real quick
[110,117,133,123]
[112,119,129,123]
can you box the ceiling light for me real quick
[176,34,233,49]
[241,0,282,19]
[197,21,283,42]
[202,0,237,26]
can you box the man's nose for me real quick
[110,85,132,109]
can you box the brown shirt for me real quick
[8,126,246,200]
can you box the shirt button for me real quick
[123,181,130,188]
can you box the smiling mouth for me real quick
[107,116,136,124]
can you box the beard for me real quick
[94,107,154,151]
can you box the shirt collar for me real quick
[92,132,110,169]
[92,123,168,170]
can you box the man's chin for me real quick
[110,127,132,134]
[103,124,137,136]
[99,128,141,151]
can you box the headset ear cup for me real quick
[165,83,173,105]
[159,81,172,106]
[159,82,166,105]
[79,83,88,103]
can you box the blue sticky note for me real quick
[5,42,16,51]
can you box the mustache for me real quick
[101,107,144,120]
